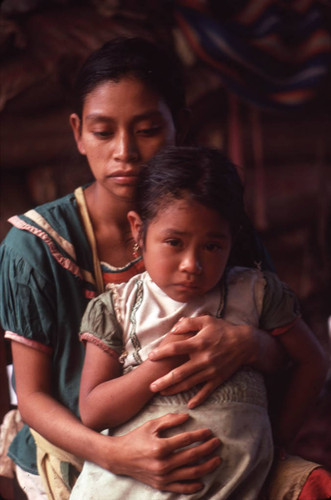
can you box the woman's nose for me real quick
[114,131,139,162]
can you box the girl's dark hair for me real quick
[72,36,186,122]
[136,146,246,238]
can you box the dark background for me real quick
[1,0,330,482]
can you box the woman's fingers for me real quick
[118,412,222,493]
[149,316,253,396]
[150,358,216,393]
[144,414,222,492]
[149,338,197,361]
[151,412,213,449]
[187,380,220,408]
[155,455,221,493]
[163,434,221,470]
[170,316,206,334]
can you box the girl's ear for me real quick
[127,211,143,246]
[69,113,86,155]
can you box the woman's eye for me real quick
[93,130,113,139]
[137,126,161,136]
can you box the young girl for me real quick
[71,146,327,499]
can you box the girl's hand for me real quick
[104,412,221,493]
[149,316,261,408]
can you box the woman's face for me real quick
[70,77,177,201]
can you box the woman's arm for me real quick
[270,318,328,448]
[11,341,221,494]
[79,341,188,429]
[148,316,286,408]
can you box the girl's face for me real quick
[129,197,232,302]
[70,77,177,201]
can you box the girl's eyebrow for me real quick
[161,228,229,239]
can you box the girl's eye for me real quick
[205,243,222,252]
[165,239,181,247]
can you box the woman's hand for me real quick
[103,412,221,494]
[149,315,285,408]
[12,342,221,494]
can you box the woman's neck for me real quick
[83,183,136,266]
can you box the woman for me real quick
[0,37,291,499]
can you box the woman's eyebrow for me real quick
[85,110,163,123]
[132,110,164,122]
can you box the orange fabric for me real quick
[103,259,145,286]
[298,467,331,500]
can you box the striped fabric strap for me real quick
[74,187,104,295]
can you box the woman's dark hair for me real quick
[72,36,186,122]
[135,146,246,239]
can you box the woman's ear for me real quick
[69,113,86,155]
[127,211,143,247]
[175,107,192,145]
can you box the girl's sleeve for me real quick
[79,292,123,356]
[259,271,301,334]
[0,240,55,353]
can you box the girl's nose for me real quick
[179,251,202,275]
[114,131,139,163]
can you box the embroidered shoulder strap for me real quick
[74,187,104,295]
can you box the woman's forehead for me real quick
[83,77,173,118]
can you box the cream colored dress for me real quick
[71,267,300,499]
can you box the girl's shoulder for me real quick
[225,266,300,330]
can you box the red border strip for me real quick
[9,215,84,280]
[80,332,120,360]
[5,331,53,355]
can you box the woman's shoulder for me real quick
[3,191,83,248]
[0,189,92,272]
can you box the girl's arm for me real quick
[270,318,328,448]
[12,341,221,494]
[148,316,286,408]
[79,338,188,430]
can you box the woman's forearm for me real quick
[272,318,328,447]
[12,342,221,493]
[274,359,327,447]
[20,389,222,494]
[18,389,113,465]
[246,325,287,374]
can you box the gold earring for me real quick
[133,242,140,259]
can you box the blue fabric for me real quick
[174,0,331,110]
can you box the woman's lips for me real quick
[113,175,138,185]
[108,172,139,185]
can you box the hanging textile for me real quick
[174,0,331,110]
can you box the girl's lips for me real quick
[175,282,199,290]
